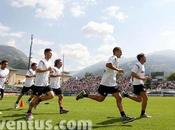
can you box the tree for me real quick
[167,72,175,81]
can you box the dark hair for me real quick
[54,59,62,66]
[31,63,37,67]
[44,48,52,53]
[137,53,145,61]
[1,60,8,64]
[113,47,121,54]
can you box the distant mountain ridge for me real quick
[0,45,28,69]
[73,50,175,77]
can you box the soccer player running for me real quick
[26,48,55,120]
[50,59,69,114]
[0,60,10,114]
[15,63,37,108]
[123,53,151,118]
[0,60,9,100]
[76,47,135,123]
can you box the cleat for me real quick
[26,113,33,120]
[76,89,89,100]
[121,116,135,124]
[60,109,69,114]
[140,113,151,118]
[15,103,19,109]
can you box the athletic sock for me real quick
[120,111,126,117]
[28,98,32,102]
[16,101,19,104]
[60,107,63,110]
[141,110,145,115]
[27,110,32,113]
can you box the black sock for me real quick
[16,101,19,104]
[60,107,63,110]
[28,98,32,102]
[141,110,145,115]
[120,111,126,117]
[27,110,31,113]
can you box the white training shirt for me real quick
[0,68,9,89]
[100,55,119,87]
[24,69,35,87]
[50,67,61,89]
[35,59,52,86]
[131,62,145,85]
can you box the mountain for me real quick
[73,50,175,77]
[0,45,28,69]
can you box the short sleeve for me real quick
[37,60,45,69]
[107,56,116,64]
[131,64,139,73]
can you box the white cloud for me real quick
[11,0,38,7]
[7,39,16,47]
[0,22,25,38]
[11,0,64,20]
[103,6,128,22]
[82,21,114,38]
[70,3,85,17]
[34,38,55,46]
[84,0,97,5]
[9,32,25,38]
[61,43,90,65]
[159,30,175,49]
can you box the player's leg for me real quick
[27,85,35,103]
[33,87,54,109]
[15,87,27,108]
[58,94,69,114]
[26,95,38,120]
[76,85,106,102]
[0,88,4,100]
[27,95,34,103]
[26,86,40,120]
[112,92,135,123]
[122,92,142,102]
[122,85,143,102]
[140,91,151,118]
[39,90,54,101]
[87,94,106,102]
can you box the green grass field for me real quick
[0,96,175,130]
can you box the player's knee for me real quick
[137,98,142,102]
[59,95,63,100]
[98,97,105,102]
[116,96,122,103]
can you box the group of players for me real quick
[0,47,151,123]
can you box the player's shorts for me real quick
[98,85,120,97]
[32,86,52,96]
[21,85,34,94]
[52,88,62,96]
[133,84,146,95]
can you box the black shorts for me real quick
[133,84,146,95]
[21,85,34,94]
[52,88,62,96]
[33,86,52,96]
[98,85,120,97]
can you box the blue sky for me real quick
[0,0,175,71]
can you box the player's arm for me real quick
[131,72,150,81]
[5,73,10,84]
[36,67,51,73]
[106,63,124,73]
[25,75,34,78]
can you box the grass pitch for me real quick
[0,96,175,130]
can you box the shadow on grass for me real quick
[0,107,23,111]
[93,117,134,129]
